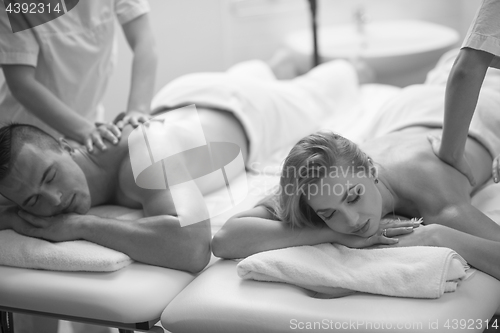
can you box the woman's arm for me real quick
[2,65,120,152]
[121,13,157,116]
[2,65,95,141]
[432,48,494,185]
[212,206,415,259]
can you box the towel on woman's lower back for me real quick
[0,206,140,272]
[361,50,500,158]
[237,243,469,299]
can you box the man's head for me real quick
[0,124,91,216]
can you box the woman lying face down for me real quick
[213,130,500,281]
[277,132,387,236]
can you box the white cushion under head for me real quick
[162,259,500,333]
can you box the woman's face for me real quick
[304,170,383,237]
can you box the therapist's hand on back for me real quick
[427,135,476,186]
[114,110,151,130]
[84,122,122,153]
[84,110,151,152]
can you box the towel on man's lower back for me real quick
[0,206,140,272]
[237,243,469,299]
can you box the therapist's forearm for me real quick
[79,214,211,272]
[439,50,492,163]
[126,43,157,114]
[5,71,94,142]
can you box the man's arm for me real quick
[2,65,120,152]
[15,186,211,273]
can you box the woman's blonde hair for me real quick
[259,131,374,228]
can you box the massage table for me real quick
[159,175,500,333]
[0,262,192,333]
[0,205,197,333]
[159,84,500,332]
[1,84,500,333]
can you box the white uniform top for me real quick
[0,0,149,137]
[462,0,500,68]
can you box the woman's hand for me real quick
[15,210,85,242]
[365,218,421,246]
[427,135,476,186]
[340,218,421,248]
[492,155,500,183]
[85,122,122,153]
[115,111,150,130]
[383,223,440,248]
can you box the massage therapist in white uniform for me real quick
[0,1,157,332]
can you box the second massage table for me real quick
[158,84,500,333]
[160,173,500,333]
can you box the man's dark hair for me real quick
[0,123,61,182]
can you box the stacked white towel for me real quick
[237,244,470,299]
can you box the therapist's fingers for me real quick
[84,136,94,153]
[128,116,140,128]
[107,124,122,139]
[493,155,500,183]
[90,131,107,151]
[98,125,120,145]
[427,135,442,157]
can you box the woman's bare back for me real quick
[361,126,493,220]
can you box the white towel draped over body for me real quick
[237,244,470,299]
[151,59,360,171]
[362,49,500,157]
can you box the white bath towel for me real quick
[0,207,140,272]
[0,230,132,272]
[151,59,360,171]
[360,50,500,157]
[237,244,469,299]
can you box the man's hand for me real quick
[428,135,476,186]
[15,210,85,242]
[85,122,122,153]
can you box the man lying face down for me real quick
[0,117,242,273]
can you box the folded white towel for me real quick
[0,230,132,272]
[0,206,141,272]
[237,244,469,299]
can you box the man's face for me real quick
[0,143,91,216]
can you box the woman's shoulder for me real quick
[389,157,469,217]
